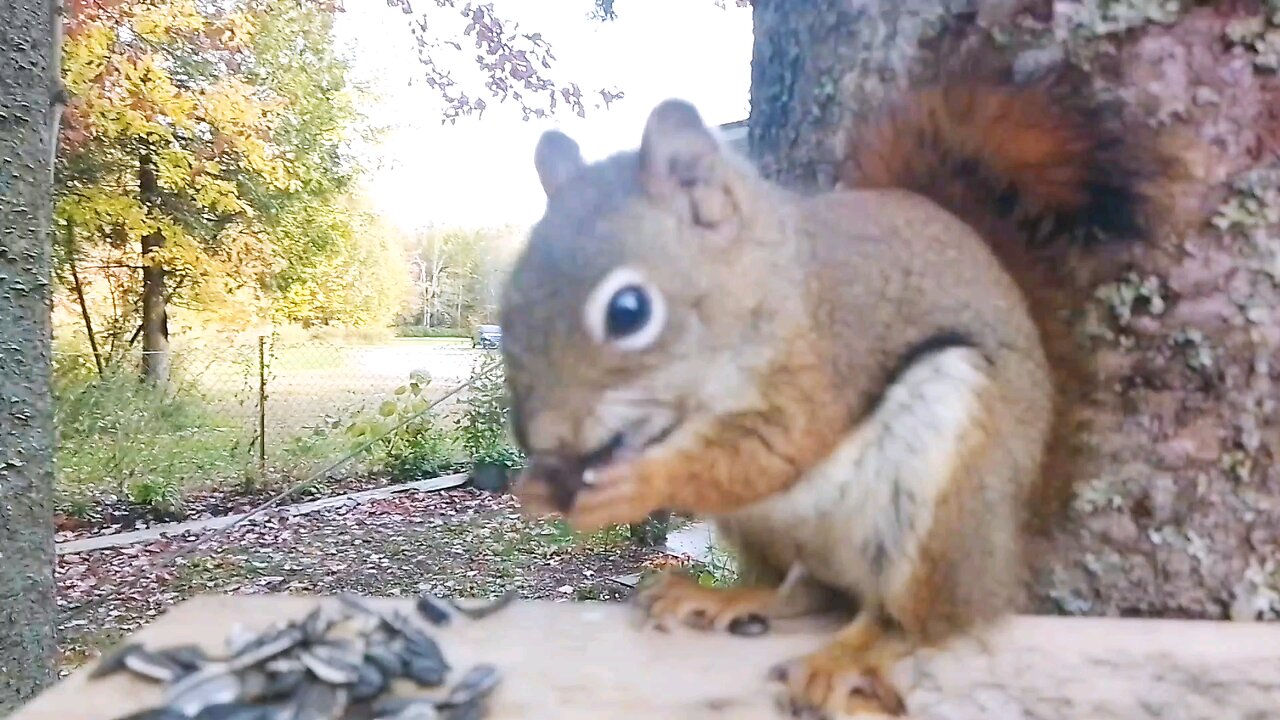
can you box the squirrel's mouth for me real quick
[525,415,683,512]
[583,416,682,474]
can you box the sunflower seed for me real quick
[301,607,339,643]
[442,700,486,720]
[130,648,193,683]
[229,626,307,671]
[91,643,145,679]
[371,698,441,720]
[403,655,448,688]
[159,644,211,673]
[400,633,446,665]
[193,702,280,720]
[299,645,362,686]
[443,665,500,707]
[258,667,307,701]
[226,624,259,656]
[336,594,384,621]
[445,592,515,621]
[283,681,347,720]
[352,660,390,702]
[112,709,189,720]
[363,646,404,680]
[383,611,435,649]
[165,667,243,717]
[263,656,306,675]
[414,594,452,627]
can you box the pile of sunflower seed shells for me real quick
[95,591,515,720]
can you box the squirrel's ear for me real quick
[639,99,736,233]
[534,130,585,197]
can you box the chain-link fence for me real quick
[52,336,505,513]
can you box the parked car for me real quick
[472,324,502,349]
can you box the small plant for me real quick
[126,476,184,517]
[457,353,523,471]
[383,422,459,481]
[346,370,463,481]
[692,545,740,588]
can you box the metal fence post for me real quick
[258,335,267,471]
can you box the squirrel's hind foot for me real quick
[768,614,910,718]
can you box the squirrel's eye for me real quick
[605,286,651,339]
[583,266,666,352]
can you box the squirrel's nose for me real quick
[515,403,623,470]
[512,403,580,460]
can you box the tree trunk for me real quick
[0,0,59,708]
[70,252,104,376]
[139,151,169,384]
[751,0,1280,620]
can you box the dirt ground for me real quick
[55,487,675,673]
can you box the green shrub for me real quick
[395,325,470,339]
[383,422,460,481]
[457,353,522,470]
[337,371,464,481]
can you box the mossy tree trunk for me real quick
[0,0,60,709]
[750,0,1280,620]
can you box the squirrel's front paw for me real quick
[561,464,661,531]
[768,647,907,719]
[633,572,774,636]
[511,476,553,516]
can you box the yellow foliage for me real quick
[55,0,381,349]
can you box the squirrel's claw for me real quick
[767,619,909,719]
[768,655,905,719]
[633,572,774,635]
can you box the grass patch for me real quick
[395,326,471,339]
[52,334,520,519]
[53,353,255,517]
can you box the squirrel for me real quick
[497,50,1160,718]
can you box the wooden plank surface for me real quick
[15,595,1280,719]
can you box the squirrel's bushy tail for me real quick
[839,66,1154,247]
[839,60,1164,531]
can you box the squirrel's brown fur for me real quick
[839,63,1157,535]
[500,52,1161,718]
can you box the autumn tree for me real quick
[402,226,520,330]
[57,0,289,381]
[55,0,389,379]
[275,195,411,328]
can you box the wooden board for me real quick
[15,595,1280,719]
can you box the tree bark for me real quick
[139,151,169,384]
[750,0,1280,620]
[0,0,60,708]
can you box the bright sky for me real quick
[333,1,753,233]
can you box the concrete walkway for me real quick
[55,473,470,555]
[665,521,719,563]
